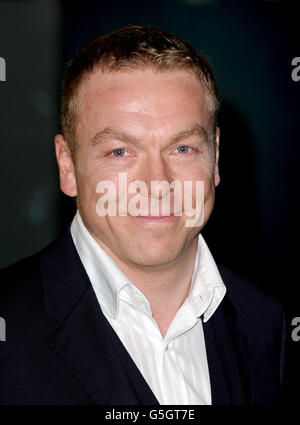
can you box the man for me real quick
[0,25,286,405]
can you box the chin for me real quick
[128,254,177,268]
[122,240,186,268]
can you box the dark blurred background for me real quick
[0,0,299,401]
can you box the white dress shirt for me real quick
[70,211,226,405]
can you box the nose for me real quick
[141,152,172,200]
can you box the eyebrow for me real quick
[170,124,209,144]
[91,124,208,147]
[91,127,140,146]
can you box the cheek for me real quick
[176,161,214,190]
[179,165,215,211]
[75,156,120,196]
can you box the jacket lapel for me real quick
[40,227,158,405]
[203,296,249,405]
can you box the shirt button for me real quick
[134,294,144,305]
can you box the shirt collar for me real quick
[70,211,132,318]
[70,210,226,322]
[189,234,227,322]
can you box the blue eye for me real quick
[112,148,126,157]
[177,145,189,153]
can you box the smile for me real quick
[130,214,178,223]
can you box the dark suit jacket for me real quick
[0,226,287,405]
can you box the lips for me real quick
[129,214,179,223]
[135,214,175,218]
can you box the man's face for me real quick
[56,68,220,269]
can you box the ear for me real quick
[214,127,220,187]
[54,134,78,197]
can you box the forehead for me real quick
[76,68,211,139]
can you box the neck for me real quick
[102,236,199,337]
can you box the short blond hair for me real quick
[61,25,219,158]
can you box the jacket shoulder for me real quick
[0,227,71,304]
[0,253,42,311]
[217,263,285,321]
